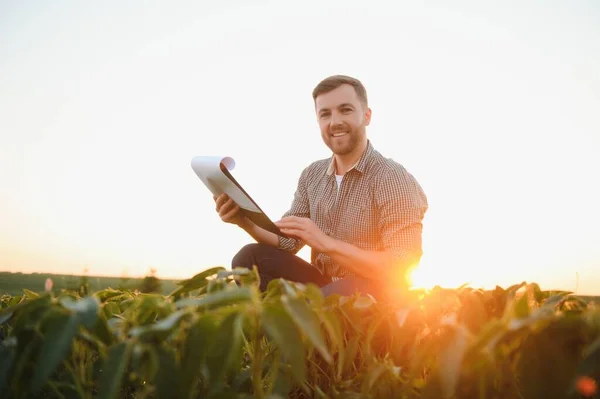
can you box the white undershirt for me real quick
[335,174,343,200]
[333,174,345,281]
[335,174,343,189]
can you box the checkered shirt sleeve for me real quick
[277,167,309,254]
[375,167,427,268]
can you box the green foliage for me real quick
[0,272,599,399]
[0,271,181,296]
[138,276,163,294]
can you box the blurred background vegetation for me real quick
[0,270,177,296]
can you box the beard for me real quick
[324,128,363,156]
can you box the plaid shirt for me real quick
[278,140,428,278]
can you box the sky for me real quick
[1,1,599,294]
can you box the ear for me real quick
[364,107,372,126]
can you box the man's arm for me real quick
[238,217,280,247]
[274,216,422,282]
[214,193,280,247]
[324,233,422,282]
[276,166,427,283]
[214,166,312,251]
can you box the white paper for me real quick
[190,156,261,213]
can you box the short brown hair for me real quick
[312,75,368,106]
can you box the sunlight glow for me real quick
[0,1,599,294]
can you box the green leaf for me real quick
[516,316,587,399]
[319,310,344,378]
[501,288,530,324]
[575,335,600,387]
[353,295,376,310]
[154,346,183,398]
[464,319,506,359]
[93,312,114,346]
[217,268,251,278]
[176,286,253,309]
[22,289,39,299]
[4,295,51,334]
[169,267,225,297]
[458,291,488,333]
[8,295,22,307]
[130,343,159,381]
[507,306,554,331]
[436,326,471,398]
[10,331,40,396]
[0,338,16,397]
[270,364,293,398]
[0,311,12,325]
[264,279,284,299]
[205,311,245,385]
[280,279,301,298]
[181,314,220,396]
[542,292,571,309]
[361,362,389,395]
[31,309,79,393]
[95,288,124,302]
[261,303,306,385]
[129,310,189,341]
[98,342,132,399]
[281,295,332,364]
[304,283,325,306]
[103,301,121,319]
[220,266,260,287]
[342,336,360,377]
[363,314,384,358]
[60,296,99,329]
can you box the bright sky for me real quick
[1,1,599,294]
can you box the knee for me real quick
[231,243,262,270]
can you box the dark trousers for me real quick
[231,243,383,299]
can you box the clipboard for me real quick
[191,156,287,237]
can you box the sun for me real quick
[408,261,472,291]
[408,264,437,290]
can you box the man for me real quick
[214,75,428,299]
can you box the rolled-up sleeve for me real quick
[277,167,310,254]
[375,167,428,269]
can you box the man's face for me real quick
[315,84,371,157]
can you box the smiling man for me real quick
[214,75,428,299]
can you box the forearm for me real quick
[324,238,417,283]
[238,218,280,247]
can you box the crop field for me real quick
[0,272,180,297]
[1,267,599,398]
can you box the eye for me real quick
[319,112,330,119]
[342,107,353,114]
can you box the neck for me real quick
[334,139,368,175]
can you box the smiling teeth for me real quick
[333,132,347,137]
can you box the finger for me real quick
[280,228,304,240]
[281,216,304,223]
[280,216,310,227]
[219,193,232,205]
[219,199,236,217]
[219,200,239,219]
[216,195,232,211]
[221,204,240,221]
[276,219,303,230]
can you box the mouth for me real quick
[331,132,348,137]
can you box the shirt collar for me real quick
[326,140,374,176]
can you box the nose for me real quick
[330,111,343,128]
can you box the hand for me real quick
[275,216,334,253]
[214,193,246,226]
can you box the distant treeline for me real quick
[0,272,181,296]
